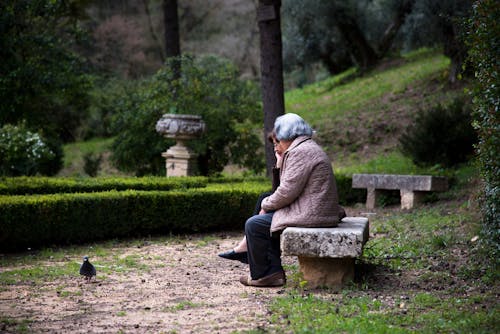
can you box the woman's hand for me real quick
[275,150,283,168]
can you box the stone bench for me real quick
[352,173,448,210]
[281,217,369,289]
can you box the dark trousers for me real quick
[245,212,283,280]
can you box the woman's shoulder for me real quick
[289,138,326,160]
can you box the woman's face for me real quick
[273,139,292,155]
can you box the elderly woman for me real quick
[239,113,340,287]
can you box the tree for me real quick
[282,0,416,77]
[163,0,181,80]
[401,0,473,84]
[257,0,285,175]
[0,0,91,142]
[111,56,263,176]
[163,0,181,58]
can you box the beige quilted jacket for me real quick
[261,136,340,233]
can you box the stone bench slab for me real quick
[352,173,448,191]
[352,174,448,209]
[281,217,369,258]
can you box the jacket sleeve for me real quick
[262,148,313,211]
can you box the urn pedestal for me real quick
[155,114,206,177]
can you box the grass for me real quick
[59,137,124,177]
[285,49,450,126]
[263,191,497,333]
[258,159,498,333]
[267,291,497,333]
[334,151,433,176]
[0,236,182,284]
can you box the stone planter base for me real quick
[162,144,198,177]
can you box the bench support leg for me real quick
[366,187,382,209]
[298,256,355,290]
[400,189,425,209]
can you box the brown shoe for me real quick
[239,271,285,287]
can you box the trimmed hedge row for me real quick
[0,182,270,252]
[0,174,365,252]
[0,176,208,195]
[336,173,366,206]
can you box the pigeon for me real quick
[80,256,96,282]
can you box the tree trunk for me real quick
[378,0,416,56]
[163,0,180,58]
[143,0,165,63]
[258,0,285,175]
[163,0,181,78]
[330,3,378,70]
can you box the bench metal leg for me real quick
[298,256,355,290]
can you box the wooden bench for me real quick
[352,173,448,210]
[280,217,369,289]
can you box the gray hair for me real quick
[274,113,313,141]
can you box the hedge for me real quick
[0,182,270,252]
[0,176,208,195]
[0,174,365,252]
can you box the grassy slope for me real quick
[286,49,465,172]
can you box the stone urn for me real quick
[155,114,206,176]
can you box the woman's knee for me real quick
[245,215,259,235]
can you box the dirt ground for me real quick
[0,204,494,333]
[0,231,299,334]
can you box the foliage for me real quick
[79,78,134,140]
[0,182,269,252]
[83,153,102,177]
[111,55,264,176]
[466,0,500,259]
[399,98,477,167]
[0,124,62,176]
[400,0,472,83]
[335,173,366,206]
[0,0,92,142]
[282,0,388,76]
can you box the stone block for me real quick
[281,217,369,289]
[298,257,354,290]
[281,217,369,258]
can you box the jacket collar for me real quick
[285,135,311,153]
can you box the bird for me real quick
[80,256,96,282]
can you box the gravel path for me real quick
[0,232,296,333]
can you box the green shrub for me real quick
[399,98,477,167]
[0,124,62,176]
[83,153,103,177]
[335,173,366,206]
[0,182,269,252]
[467,0,500,259]
[111,55,264,176]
